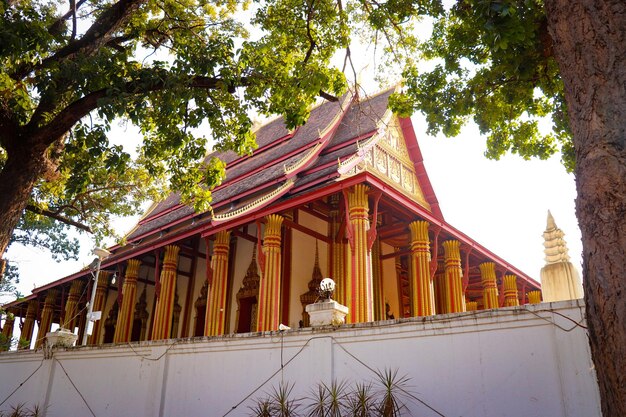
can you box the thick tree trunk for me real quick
[0,145,48,277]
[545,1,626,415]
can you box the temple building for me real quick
[2,88,543,349]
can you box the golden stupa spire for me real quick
[540,210,583,301]
[543,210,571,264]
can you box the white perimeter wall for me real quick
[0,299,600,417]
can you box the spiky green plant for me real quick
[248,398,272,417]
[375,368,412,417]
[268,381,300,417]
[0,403,43,417]
[347,382,376,417]
[306,383,329,417]
[324,380,349,417]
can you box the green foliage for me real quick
[0,403,43,417]
[388,0,574,171]
[252,369,414,416]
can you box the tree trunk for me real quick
[545,1,626,415]
[0,145,48,277]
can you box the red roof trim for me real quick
[398,117,444,220]
[323,130,376,154]
[224,131,296,170]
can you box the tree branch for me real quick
[25,204,93,233]
[303,0,317,64]
[14,0,147,80]
[33,75,247,146]
[319,90,339,102]
[48,0,89,36]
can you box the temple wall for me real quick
[0,300,600,417]
[187,239,207,337]
[228,236,255,333]
[381,242,400,318]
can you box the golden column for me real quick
[114,261,141,343]
[371,237,385,321]
[433,259,445,314]
[205,230,232,336]
[479,262,499,310]
[257,215,284,332]
[329,195,349,307]
[466,300,478,311]
[88,270,111,345]
[20,300,38,348]
[61,280,83,330]
[36,290,57,348]
[527,290,542,304]
[151,245,181,340]
[1,314,15,350]
[347,184,373,323]
[504,275,520,307]
[408,221,435,316]
[443,240,465,313]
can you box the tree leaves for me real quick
[390,0,574,170]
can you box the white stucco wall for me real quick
[0,299,600,417]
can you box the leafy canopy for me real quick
[389,0,573,171]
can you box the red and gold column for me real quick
[371,237,385,321]
[205,230,232,336]
[36,290,57,348]
[151,245,181,340]
[527,290,542,304]
[20,300,37,348]
[257,215,284,332]
[443,240,465,313]
[347,184,373,323]
[88,270,111,345]
[62,280,83,330]
[408,221,434,316]
[433,260,445,314]
[114,261,141,343]
[504,275,520,307]
[329,195,349,307]
[479,262,499,310]
[1,313,15,350]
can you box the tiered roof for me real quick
[4,87,540,308]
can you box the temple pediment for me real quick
[338,114,431,211]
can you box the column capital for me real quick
[264,214,284,236]
[97,270,111,288]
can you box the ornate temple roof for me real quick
[4,87,541,308]
[124,88,441,243]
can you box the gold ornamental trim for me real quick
[212,179,295,223]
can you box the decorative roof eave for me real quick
[210,178,296,226]
[284,141,324,177]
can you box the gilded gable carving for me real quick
[338,120,430,210]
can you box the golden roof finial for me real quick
[543,210,570,264]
